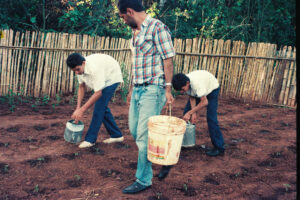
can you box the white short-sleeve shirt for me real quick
[77,54,123,92]
[186,70,219,98]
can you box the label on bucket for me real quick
[148,137,166,160]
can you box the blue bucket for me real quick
[64,120,84,144]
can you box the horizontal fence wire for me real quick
[0,29,297,108]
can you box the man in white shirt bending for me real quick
[172,70,225,156]
[66,53,124,148]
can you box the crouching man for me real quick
[66,53,124,148]
[172,70,225,156]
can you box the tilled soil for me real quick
[0,93,296,200]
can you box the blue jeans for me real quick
[85,83,123,143]
[183,88,224,151]
[129,85,166,186]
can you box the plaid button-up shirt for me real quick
[131,15,175,86]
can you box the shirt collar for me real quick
[141,15,152,29]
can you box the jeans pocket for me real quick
[142,85,159,100]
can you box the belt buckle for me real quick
[134,82,149,87]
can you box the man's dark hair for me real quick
[118,0,145,14]
[66,53,86,69]
[172,73,190,91]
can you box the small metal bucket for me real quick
[182,122,196,147]
[64,120,84,144]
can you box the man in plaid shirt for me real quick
[118,0,175,194]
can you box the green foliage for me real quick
[51,94,61,110]
[171,89,181,98]
[120,63,130,102]
[55,94,62,105]
[157,0,295,46]
[0,0,296,46]
[6,88,17,112]
[42,94,50,105]
[57,0,131,38]
[70,78,79,105]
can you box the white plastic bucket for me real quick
[64,120,84,144]
[182,122,196,147]
[147,115,186,165]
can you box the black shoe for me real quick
[158,165,173,181]
[205,148,224,157]
[122,181,151,194]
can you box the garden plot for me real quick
[0,93,296,199]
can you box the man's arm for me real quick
[72,88,103,122]
[81,90,102,112]
[187,96,208,115]
[183,96,208,122]
[163,57,174,104]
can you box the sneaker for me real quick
[78,141,95,148]
[103,136,124,144]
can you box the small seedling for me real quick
[283,183,291,192]
[55,94,62,105]
[31,104,39,112]
[34,184,39,193]
[183,183,188,192]
[234,172,240,177]
[75,175,81,180]
[2,164,9,173]
[35,97,41,106]
[27,136,33,143]
[156,192,162,200]
[9,104,15,112]
[42,94,50,105]
[37,157,45,161]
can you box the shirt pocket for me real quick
[137,34,153,55]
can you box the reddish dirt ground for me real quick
[0,92,297,200]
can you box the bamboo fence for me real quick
[0,29,296,108]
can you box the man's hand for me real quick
[165,90,174,104]
[183,111,197,123]
[71,108,84,123]
[191,113,197,124]
[183,112,191,121]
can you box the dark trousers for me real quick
[183,88,224,151]
[85,83,123,143]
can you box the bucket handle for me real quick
[165,103,172,116]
